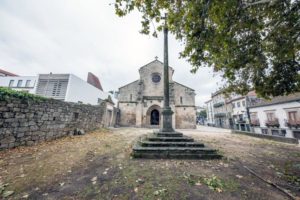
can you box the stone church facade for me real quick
[118,59,196,129]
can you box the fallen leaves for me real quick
[91,176,97,185]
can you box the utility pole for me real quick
[161,13,174,132]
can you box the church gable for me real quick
[173,82,196,106]
[118,80,140,102]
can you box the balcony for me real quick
[285,119,300,128]
[250,119,260,127]
[213,102,225,108]
[236,118,246,123]
[214,113,226,117]
[265,118,280,128]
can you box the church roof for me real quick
[119,80,139,89]
[174,81,195,91]
[138,59,174,73]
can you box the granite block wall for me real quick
[0,96,106,150]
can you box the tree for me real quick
[114,0,300,98]
[198,110,207,119]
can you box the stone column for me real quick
[161,13,174,132]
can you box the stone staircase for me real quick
[132,131,222,159]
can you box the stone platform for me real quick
[132,131,222,159]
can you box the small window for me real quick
[180,96,183,104]
[267,112,275,121]
[261,128,268,135]
[280,130,286,137]
[237,102,240,107]
[271,129,280,136]
[130,94,132,101]
[9,80,14,87]
[242,101,245,107]
[17,80,23,87]
[232,103,235,108]
[25,80,31,87]
[73,112,79,120]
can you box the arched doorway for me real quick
[150,109,160,125]
[145,105,161,127]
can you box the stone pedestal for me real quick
[161,108,174,132]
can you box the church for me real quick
[118,59,196,129]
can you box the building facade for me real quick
[205,99,215,126]
[249,93,300,139]
[35,73,113,105]
[118,60,196,129]
[0,76,37,94]
[211,90,233,128]
[229,91,259,132]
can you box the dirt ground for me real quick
[0,126,299,200]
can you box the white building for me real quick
[0,76,37,94]
[205,99,215,126]
[211,90,232,128]
[229,91,259,132]
[249,93,300,139]
[35,74,115,105]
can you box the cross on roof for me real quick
[155,56,158,60]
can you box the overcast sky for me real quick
[0,0,222,106]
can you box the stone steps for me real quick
[154,131,183,137]
[132,152,222,159]
[133,145,217,154]
[132,131,222,159]
[139,141,205,147]
[147,136,194,142]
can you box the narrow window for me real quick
[9,80,14,87]
[130,94,133,101]
[17,80,23,87]
[288,111,297,121]
[180,96,183,104]
[73,112,79,120]
[232,103,235,108]
[267,113,275,121]
[25,80,31,87]
[242,100,246,107]
[237,102,240,107]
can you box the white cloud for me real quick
[0,0,221,105]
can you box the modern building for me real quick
[0,76,37,94]
[249,93,300,139]
[35,73,113,105]
[118,59,196,129]
[0,68,18,77]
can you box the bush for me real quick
[0,87,47,102]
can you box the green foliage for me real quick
[114,0,300,98]
[0,87,47,102]
[198,110,207,118]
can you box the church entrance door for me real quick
[150,109,160,125]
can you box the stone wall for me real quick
[0,95,107,150]
[175,106,197,129]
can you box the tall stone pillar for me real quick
[161,13,174,133]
